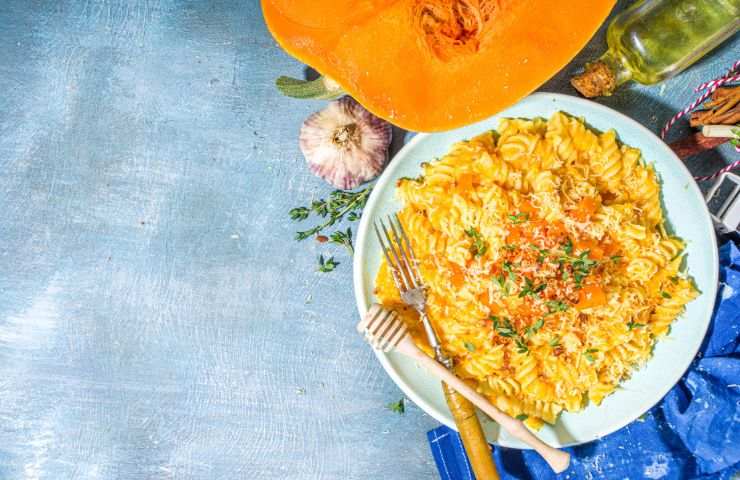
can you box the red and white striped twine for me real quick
[661,60,740,182]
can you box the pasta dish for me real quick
[374,112,697,428]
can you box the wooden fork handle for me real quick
[442,383,500,480]
[399,338,571,473]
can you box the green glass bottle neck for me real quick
[599,49,633,88]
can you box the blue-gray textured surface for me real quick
[0,1,737,479]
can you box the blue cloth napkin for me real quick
[428,240,740,480]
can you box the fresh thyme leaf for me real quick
[532,318,544,332]
[329,227,354,254]
[464,341,476,352]
[503,244,517,251]
[347,211,360,221]
[311,199,329,217]
[289,206,310,221]
[549,336,561,347]
[317,254,339,273]
[519,277,546,298]
[508,212,529,224]
[386,398,405,414]
[492,317,516,338]
[503,261,516,282]
[660,291,672,299]
[515,414,528,421]
[465,227,488,257]
[610,255,622,263]
[627,320,646,330]
[515,337,529,354]
[563,238,573,255]
[583,348,598,363]
[562,270,569,281]
[670,275,680,284]
[524,318,544,337]
[546,300,568,314]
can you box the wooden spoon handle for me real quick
[442,383,500,480]
[397,337,570,473]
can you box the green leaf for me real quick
[627,320,646,330]
[546,300,568,314]
[549,336,561,347]
[275,75,344,100]
[465,227,488,257]
[515,414,528,421]
[386,398,405,414]
[508,212,529,224]
[329,227,354,254]
[464,341,476,352]
[317,255,339,273]
[660,291,672,299]
[563,238,573,255]
[289,206,310,221]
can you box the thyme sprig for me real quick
[291,187,371,241]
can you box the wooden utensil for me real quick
[358,304,571,474]
[373,216,501,479]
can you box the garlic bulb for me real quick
[300,96,392,190]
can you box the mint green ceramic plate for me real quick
[353,92,718,448]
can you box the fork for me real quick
[372,214,570,475]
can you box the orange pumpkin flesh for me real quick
[262,0,615,132]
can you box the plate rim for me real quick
[353,91,719,448]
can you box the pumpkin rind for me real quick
[262,0,615,132]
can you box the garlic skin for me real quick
[300,96,392,190]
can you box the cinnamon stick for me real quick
[689,86,740,127]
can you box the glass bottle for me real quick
[571,0,740,98]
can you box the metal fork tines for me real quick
[374,213,450,367]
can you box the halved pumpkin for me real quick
[262,0,614,132]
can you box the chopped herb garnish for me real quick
[549,336,561,347]
[660,291,672,299]
[524,318,544,337]
[386,398,405,414]
[464,341,476,352]
[493,274,512,296]
[627,320,646,330]
[503,244,517,251]
[519,277,546,298]
[492,316,517,338]
[465,227,488,257]
[670,276,680,285]
[583,348,599,363]
[317,254,339,273]
[610,255,622,263]
[329,227,354,254]
[492,316,530,354]
[530,244,550,263]
[508,212,529,224]
[503,261,516,282]
[563,238,573,255]
[515,414,529,421]
[546,300,568,314]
